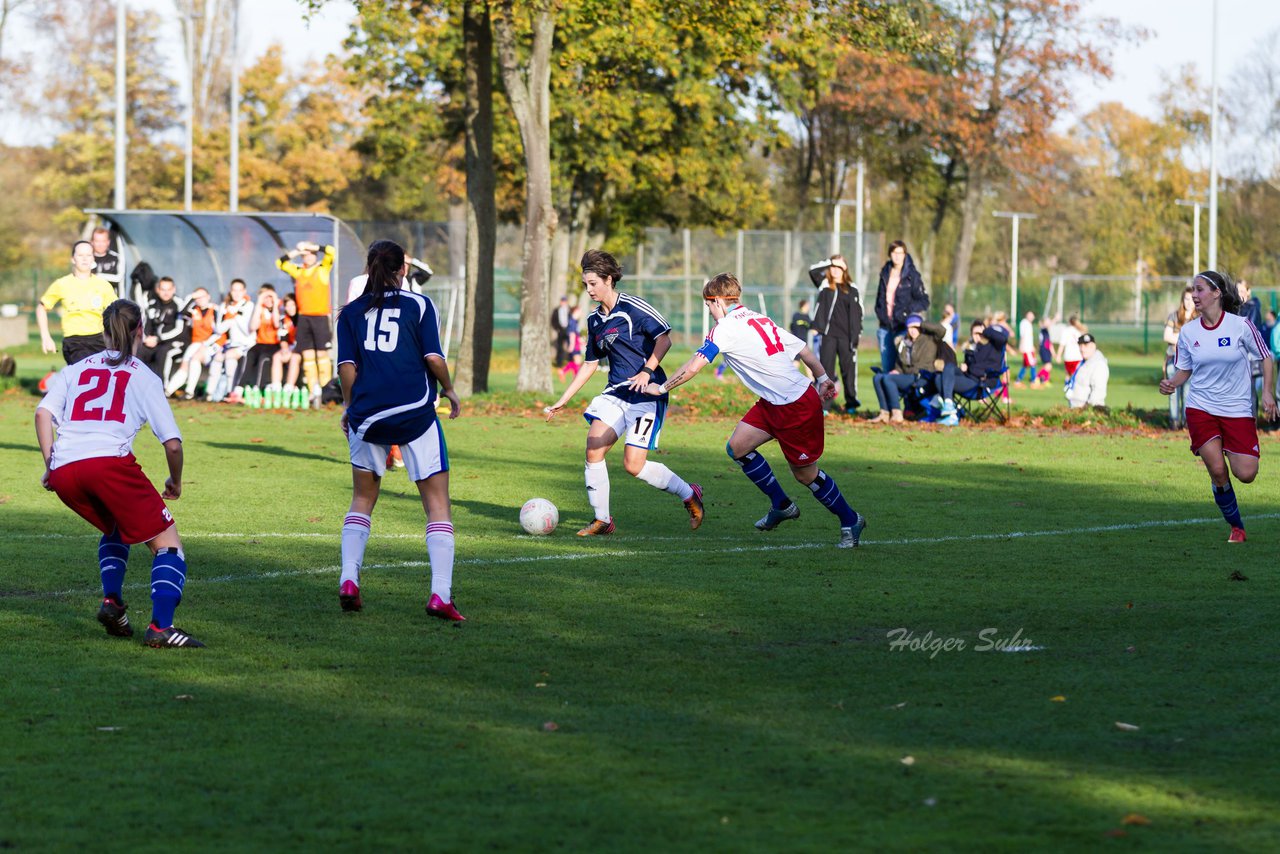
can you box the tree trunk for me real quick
[949,159,986,317]
[455,0,496,397]
[494,0,556,394]
[922,157,957,294]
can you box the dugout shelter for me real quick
[85,210,365,307]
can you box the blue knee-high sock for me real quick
[99,528,129,600]
[150,548,187,629]
[807,470,858,527]
[732,448,791,509]
[1213,483,1244,529]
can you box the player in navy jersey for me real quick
[647,273,866,548]
[335,240,465,619]
[1160,270,1276,542]
[545,249,704,535]
[36,299,202,647]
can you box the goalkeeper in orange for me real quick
[277,240,335,405]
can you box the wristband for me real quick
[638,367,653,376]
[815,374,830,387]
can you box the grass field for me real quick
[2,340,1280,850]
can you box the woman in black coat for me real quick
[808,254,863,413]
[873,241,930,372]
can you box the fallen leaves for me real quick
[1050,695,1066,702]
[1229,570,1249,582]
[541,721,559,732]
[1114,722,1140,732]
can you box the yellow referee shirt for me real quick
[41,274,117,337]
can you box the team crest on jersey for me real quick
[598,326,622,350]
[1218,337,1231,347]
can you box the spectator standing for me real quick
[90,227,121,293]
[552,295,572,367]
[790,299,814,346]
[1015,310,1038,387]
[137,277,187,385]
[873,240,930,373]
[1164,286,1197,429]
[37,241,117,364]
[1159,270,1275,543]
[809,254,863,414]
[1055,314,1087,378]
[277,241,335,404]
[1037,315,1055,383]
[940,302,958,345]
[1064,333,1109,408]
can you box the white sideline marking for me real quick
[6,511,1276,600]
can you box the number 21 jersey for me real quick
[697,305,810,405]
[38,351,182,470]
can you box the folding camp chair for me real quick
[953,355,1010,424]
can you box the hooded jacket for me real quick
[893,321,955,375]
[875,254,930,331]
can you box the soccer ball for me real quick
[520,498,558,535]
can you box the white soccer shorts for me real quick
[583,393,666,450]
[349,419,449,481]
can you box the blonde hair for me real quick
[101,299,142,367]
[703,272,742,301]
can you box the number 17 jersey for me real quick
[38,351,182,470]
[697,305,811,405]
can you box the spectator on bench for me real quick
[1065,333,1109,409]
[138,276,187,386]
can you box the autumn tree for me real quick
[193,45,362,211]
[32,0,184,227]
[939,0,1126,313]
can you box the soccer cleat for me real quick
[144,623,205,648]
[1228,526,1247,543]
[837,512,867,549]
[684,483,705,530]
[755,501,800,531]
[97,596,133,638]
[340,579,363,612]
[426,593,466,622]
[576,517,616,537]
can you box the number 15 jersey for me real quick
[697,305,810,405]
[337,290,444,445]
[38,351,182,470]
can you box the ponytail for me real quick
[361,239,407,311]
[101,299,142,367]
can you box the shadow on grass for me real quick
[201,440,341,464]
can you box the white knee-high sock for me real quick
[184,364,202,397]
[585,460,611,521]
[636,461,693,501]
[341,512,371,586]
[166,366,187,396]
[426,521,455,601]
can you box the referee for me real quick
[37,241,118,364]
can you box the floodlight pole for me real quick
[1175,199,1203,274]
[229,0,240,212]
[815,197,859,258]
[183,10,195,211]
[993,211,1037,320]
[113,0,126,209]
[853,157,865,285]
[1207,0,1219,270]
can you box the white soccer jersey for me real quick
[1175,312,1268,418]
[699,305,810,405]
[38,351,182,470]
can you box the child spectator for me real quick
[271,292,302,403]
[242,285,282,392]
[207,280,254,403]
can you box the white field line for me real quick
[4,513,1276,601]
